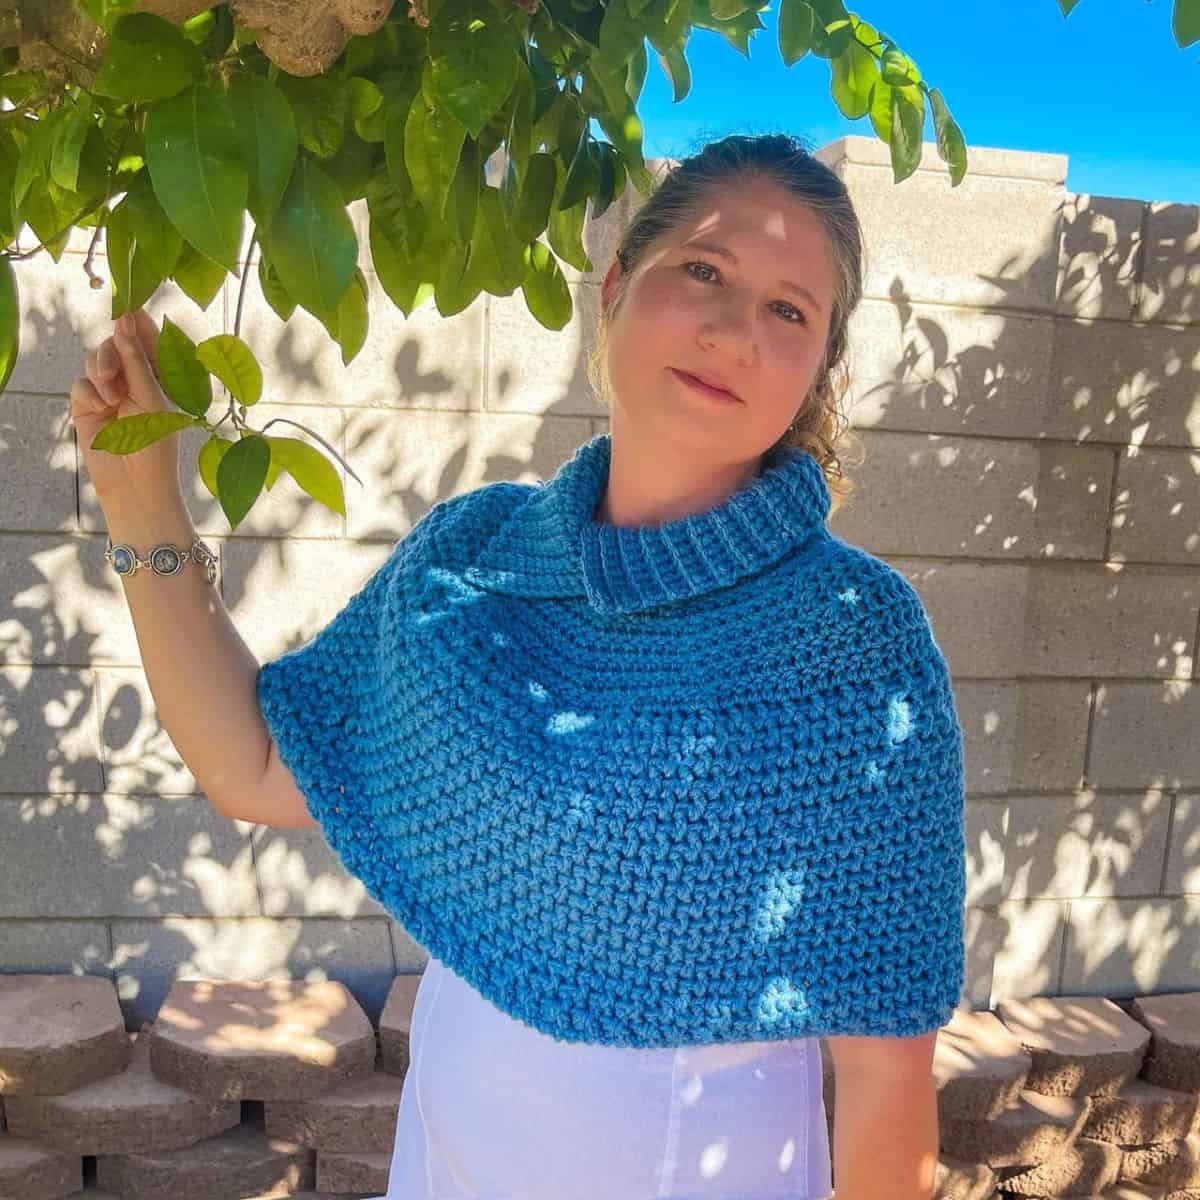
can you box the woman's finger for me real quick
[70,374,106,416]
[114,319,162,406]
[130,308,161,370]
[97,338,119,378]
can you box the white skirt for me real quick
[374,955,834,1200]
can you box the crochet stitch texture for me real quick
[257,432,967,1048]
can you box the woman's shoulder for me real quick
[804,534,946,665]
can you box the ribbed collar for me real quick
[465,432,832,615]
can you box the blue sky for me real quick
[625,0,1200,206]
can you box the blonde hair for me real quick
[586,132,866,512]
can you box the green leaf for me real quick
[13,109,64,213]
[91,409,195,454]
[830,27,878,119]
[511,151,555,244]
[599,0,645,68]
[366,169,416,258]
[145,81,248,273]
[105,193,165,316]
[429,0,522,140]
[0,257,19,394]
[49,100,92,193]
[91,13,204,103]
[122,170,184,279]
[559,125,595,212]
[171,242,226,310]
[257,249,297,322]
[215,434,270,529]
[434,241,478,316]
[654,44,692,101]
[1174,0,1200,46]
[545,157,592,274]
[198,433,232,500]
[929,88,967,186]
[196,333,263,406]
[315,268,369,366]
[157,315,213,417]
[468,186,528,295]
[404,76,468,223]
[275,73,348,160]
[778,0,816,65]
[265,436,346,516]
[445,138,481,246]
[521,240,572,330]
[889,84,924,183]
[323,133,376,205]
[369,212,427,315]
[348,77,385,141]
[263,155,358,317]
[880,47,921,87]
[228,73,298,232]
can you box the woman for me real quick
[74,133,965,1200]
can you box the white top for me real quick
[375,954,834,1200]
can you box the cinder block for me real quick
[339,408,593,539]
[249,823,391,920]
[1062,902,1200,1014]
[485,283,605,418]
[1045,315,1200,447]
[830,429,1112,560]
[1056,192,1144,321]
[1110,446,1200,566]
[817,136,1068,313]
[843,296,1054,440]
[1089,683,1200,789]
[0,665,103,790]
[1138,201,1200,326]
[987,791,1171,902]
[234,263,485,412]
[1164,793,1199,895]
[0,393,76,532]
[0,792,258,919]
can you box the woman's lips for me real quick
[670,368,741,403]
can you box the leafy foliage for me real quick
[10,0,1180,524]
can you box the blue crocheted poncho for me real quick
[257,432,966,1048]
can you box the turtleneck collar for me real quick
[465,431,832,615]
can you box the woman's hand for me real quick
[69,307,187,514]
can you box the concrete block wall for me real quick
[0,134,1197,1029]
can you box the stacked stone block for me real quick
[0,973,420,1200]
[2,972,1198,1198]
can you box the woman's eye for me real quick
[683,261,807,325]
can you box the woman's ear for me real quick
[600,257,622,316]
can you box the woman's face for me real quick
[599,174,837,464]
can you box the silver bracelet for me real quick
[105,534,219,586]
